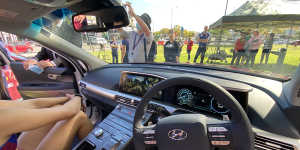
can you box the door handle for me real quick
[48,74,61,80]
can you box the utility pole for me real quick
[224,0,229,16]
[171,8,173,30]
[217,0,229,51]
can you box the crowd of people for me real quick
[101,3,278,68]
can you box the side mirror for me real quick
[72,6,129,32]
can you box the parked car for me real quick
[5,42,34,54]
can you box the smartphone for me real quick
[28,65,44,75]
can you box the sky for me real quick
[124,0,249,32]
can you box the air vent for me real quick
[255,135,295,150]
[115,95,156,113]
[115,95,139,107]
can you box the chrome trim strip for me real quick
[81,81,115,100]
[121,71,167,79]
[80,81,177,113]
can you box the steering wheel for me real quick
[133,77,254,150]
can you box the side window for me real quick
[0,31,42,60]
[82,31,120,64]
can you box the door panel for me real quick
[10,62,75,99]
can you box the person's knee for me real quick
[73,111,88,120]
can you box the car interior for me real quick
[0,0,300,150]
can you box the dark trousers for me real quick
[260,49,271,64]
[231,51,237,65]
[112,48,118,64]
[187,50,191,61]
[194,46,207,63]
[246,49,258,66]
[165,56,177,63]
[231,50,245,65]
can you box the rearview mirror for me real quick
[72,6,129,32]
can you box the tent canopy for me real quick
[210,0,300,30]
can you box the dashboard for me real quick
[78,64,300,149]
[119,71,248,116]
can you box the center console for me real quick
[73,104,151,150]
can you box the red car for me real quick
[5,42,34,53]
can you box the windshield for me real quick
[34,0,300,81]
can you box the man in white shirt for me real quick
[118,2,153,63]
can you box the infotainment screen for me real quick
[119,72,164,97]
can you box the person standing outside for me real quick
[118,2,153,63]
[241,29,252,64]
[246,31,263,67]
[186,37,194,63]
[110,37,119,64]
[194,26,210,64]
[164,32,180,63]
[120,33,129,63]
[231,33,246,65]
[147,39,157,62]
[260,33,275,64]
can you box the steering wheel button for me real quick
[208,127,217,132]
[211,140,230,146]
[143,130,155,135]
[211,135,226,138]
[216,127,228,132]
[144,140,157,145]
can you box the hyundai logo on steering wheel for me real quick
[168,129,188,141]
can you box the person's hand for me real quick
[37,60,55,69]
[66,93,86,112]
[63,95,82,116]
[74,15,86,24]
[125,2,136,17]
[23,59,38,70]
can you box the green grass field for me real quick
[89,44,300,77]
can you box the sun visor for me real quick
[24,0,82,7]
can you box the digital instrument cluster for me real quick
[175,86,230,114]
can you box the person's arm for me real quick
[113,43,118,48]
[197,36,201,43]
[234,39,239,51]
[163,42,168,59]
[121,44,126,62]
[23,48,52,70]
[0,97,69,109]
[0,96,81,137]
[126,3,151,37]
[204,33,210,43]
[176,42,180,63]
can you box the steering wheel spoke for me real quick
[133,77,254,150]
[142,125,158,146]
[207,120,233,149]
[134,124,158,149]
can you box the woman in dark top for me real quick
[164,32,180,63]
